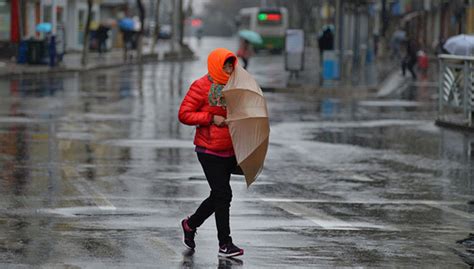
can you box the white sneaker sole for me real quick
[182,240,194,250]
[218,250,244,258]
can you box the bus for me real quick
[237,7,288,53]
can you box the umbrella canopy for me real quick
[119,18,135,31]
[223,65,269,187]
[392,29,406,42]
[238,30,263,45]
[35,23,52,33]
[443,34,474,56]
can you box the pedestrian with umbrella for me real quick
[237,38,253,69]
[178,48,245,258]
[443,34,474,56]
[119,17,135,61]
[237,30,262,69]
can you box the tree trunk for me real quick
[151,0,161,52]
[136,0,145,61]
[81,0,93,66]
[178,0,184,47]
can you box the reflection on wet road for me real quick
[0,37,473,268]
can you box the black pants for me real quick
[98,39,107,54]
[187,153,237,244]
[402,58,417,80]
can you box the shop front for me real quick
[66,0,99,51]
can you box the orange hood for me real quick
[207,48,237,85]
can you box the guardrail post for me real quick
[437,54,474,129]
[438,57,443,121]
[463,61,469,123]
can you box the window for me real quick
[0,0,10,40]
[43,5,52,22]
[240,15,251,29]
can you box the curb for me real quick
[0,53,196,78]
[262,85,379,98]
[435,120,474,133]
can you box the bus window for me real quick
[240,15,251,29]
[257,11,282,26]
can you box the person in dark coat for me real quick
[318,28,334,56]
[402,38,418,80]
[318,27,334,67]
[96,24,110,55]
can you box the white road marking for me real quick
[271,201,399,231]
[259,197,466,206]
[423,203,474,219]
[0,117,43,123]
[100,139,194,148]
[62,166,116,211]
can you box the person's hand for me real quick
[212,115,227,127]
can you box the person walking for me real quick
[121,29,134,61]
[401,37,418,80]
[317,26,334,75]
[178,48,244,258]
[96,23,110,55]
[318,27,334,63]
[237,39,253,69]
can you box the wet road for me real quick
[0,37,473,268]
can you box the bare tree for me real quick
[151,0,162,51]
[81,0,93,66]
[136,0,145,60]
[178,0,184,47]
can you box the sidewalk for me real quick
[284,46,440,101]
[0,39,184,78]
[269,46,401,98]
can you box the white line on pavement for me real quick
[62,166,116,211]
[270,200,399,231]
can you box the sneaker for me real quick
[181,218,196,250]
[218,242,244,258]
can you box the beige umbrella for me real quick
[223,65,270,187]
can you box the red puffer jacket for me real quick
[178,75,233,151]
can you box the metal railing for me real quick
[438,54,474,127]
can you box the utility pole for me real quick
[337,0,344,80]
[178,0,184,47]
[171,0,180,54]
[381,0,387,37]
[136,0,145,60]
[18,0,24,40]
[151,0,161,51]
[81,0,93,66]
[352,4,361,82]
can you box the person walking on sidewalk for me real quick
[178,48,244,258]
[401,37,418,80]
[318,27,334,65]
[96,23,110,55]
